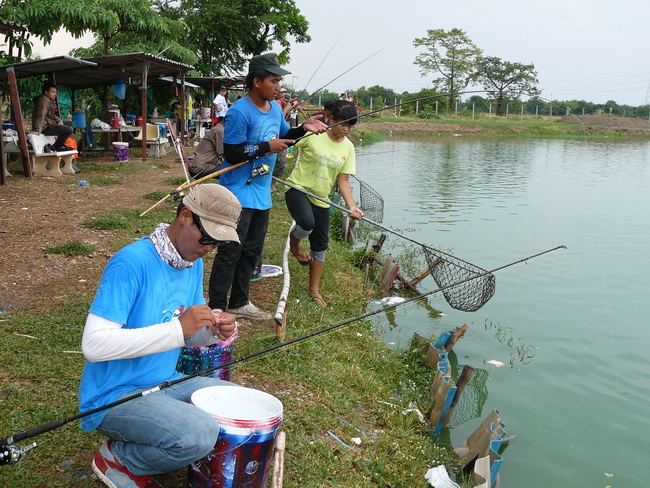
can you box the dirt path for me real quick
[0,155,182,311]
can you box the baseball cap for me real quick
[248,52,291,76]
[183,184,241,243]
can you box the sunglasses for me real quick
[192,212,219,246]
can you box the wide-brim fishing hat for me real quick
[183,184,241,243]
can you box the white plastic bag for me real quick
[90,118,111,130]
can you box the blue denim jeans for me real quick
[96,376,231,476]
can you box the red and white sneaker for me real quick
[91,440,162,488]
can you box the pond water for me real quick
[354,135,650,488]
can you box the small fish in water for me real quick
[485,359,505,367]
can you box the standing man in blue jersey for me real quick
[208,53,328,321]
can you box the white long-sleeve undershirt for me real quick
[82,313,222,362]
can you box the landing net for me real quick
[422,246,496,312]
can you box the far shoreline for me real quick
[354,114,650,138]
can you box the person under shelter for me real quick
[188,123,225,178]
[31,82,74,151]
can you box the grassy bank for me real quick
[0,162,463,486]
[357,114,650,138]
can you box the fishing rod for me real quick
[273,176,429,249]
[291,49,383,109]
[139,160,250,216]
[141,89,506,216]
[0,245,566,465]
[300,35,342,94]
[141,47,373,216]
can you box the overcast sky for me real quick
[32,0,650,106]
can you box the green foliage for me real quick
[44,241,98,256]
[472,56,540,116]
[413,28,482,108]
[153,0,311,75]
[416,110,441,119]
[0,0,192,67]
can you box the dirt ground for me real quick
[0,155,180,312]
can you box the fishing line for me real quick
[276,175,450,257]
[0,245,565,464]
[301,36,342,93]
[140,89,543,216]
[295,49,383,108]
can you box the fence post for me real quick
[489,103,492,117]
[416,100,419,115]
[370,97,373,111]
[435,101,438,114]
[472,102,475,120]
[506,104,509,119]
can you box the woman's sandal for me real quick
[307,293,327,308]
[291,247,312,266]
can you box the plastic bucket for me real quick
[188,386,283,488]
[156,123,167,138]
[176,330,237,381]
[72,111,86,129]
[135,116,143,127]
[112,142,128,162]
[201,107,211,119]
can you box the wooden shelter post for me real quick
[141,61,149,162]
[179,72,186,145]
[6,67,32,178]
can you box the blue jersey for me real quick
[220,97,290,210]
[78,238,205,430]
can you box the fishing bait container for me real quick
[176,329,237,381]
[188,385,283,487]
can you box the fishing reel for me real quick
[246,164,270,184]
[0,442,37,466]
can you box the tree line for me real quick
[0,6,646,118]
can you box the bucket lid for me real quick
[191,386,283,427]
[112,142,129,146]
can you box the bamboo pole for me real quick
[274,229,292,341]
[271,431,286,488]
[139,160,248,216]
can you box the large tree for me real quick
[0,0,193,64]
[473,56,540,116]
[413,28,482,109]
[154,0,311,76]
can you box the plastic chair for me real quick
[134,123,168,157]
[134,124,159,142]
